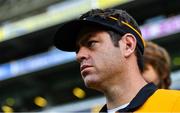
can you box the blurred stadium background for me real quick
[0,0,180,112]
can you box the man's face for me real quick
[76,29,124,91]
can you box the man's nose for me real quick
[76,47,89,63]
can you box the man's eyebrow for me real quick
[76,33,92,46]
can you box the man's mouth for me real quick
[80,65,93,72]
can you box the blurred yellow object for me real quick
[0,28,4,41]
[34,96,47,107]
[73,87,86,99]
[97,0,129,9]
[91,104,103,113]
[1,105,14,113]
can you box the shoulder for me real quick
[148,89,180,104]
[154,89,180,98]
[135,89,180,112]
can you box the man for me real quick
[53,8,180,112]
[143,41,171,89]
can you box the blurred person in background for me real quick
[53,8,180,113]
[142,41,171,89]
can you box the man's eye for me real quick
[87,41,97,47]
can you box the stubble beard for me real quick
[82,72,103,91]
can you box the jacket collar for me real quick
[99,83,157,112]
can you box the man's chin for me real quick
[84,80,100,90]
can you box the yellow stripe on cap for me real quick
[121,21,146,47]
[108,16,146,47]
[108,16,118,21]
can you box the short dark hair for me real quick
[80,8,144,72]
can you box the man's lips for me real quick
[80,65,93,72]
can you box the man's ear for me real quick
[120,33,137,57]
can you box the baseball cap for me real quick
[53,15,145,54]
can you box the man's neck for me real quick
[99,56,147,110]
[103,72,147,109]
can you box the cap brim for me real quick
[54,18,122,52]
[54,20,97,51]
